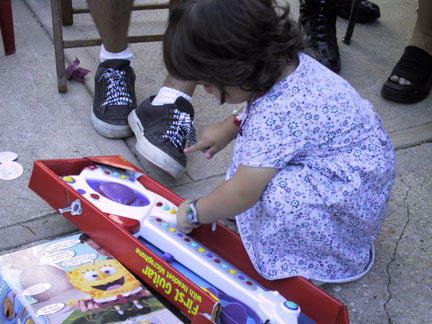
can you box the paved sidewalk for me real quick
[0,0,431,323]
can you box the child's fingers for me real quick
[204,147,220,159]
[184,141,212,154]
[179,223,193,234]
[184,143,201,153]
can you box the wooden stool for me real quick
[0,0,16,56]
[51,0,179,93]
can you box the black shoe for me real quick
[336,0,380,24]
[128,96,196,179]
[299,0,341,73]
[91,59,136,138]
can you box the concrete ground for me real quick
[0,0,431,323]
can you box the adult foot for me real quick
[336,0,380,24]
[91,59,136,138]
[389,75,413,86]
[128,96,196,179]
[299,0,341,73]
[381,46,432,104]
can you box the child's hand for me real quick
[184,122,236,159]
[176,199,197,234]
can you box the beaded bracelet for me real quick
[232,109,244,125]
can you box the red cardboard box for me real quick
[28,156,350,324]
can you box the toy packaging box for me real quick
[27,156,351,324]
[0,232,183,324]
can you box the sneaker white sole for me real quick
[128,110,185,179]
[91,110,132,139]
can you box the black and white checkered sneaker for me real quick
[128,96,196,179]
[91,59,136,138]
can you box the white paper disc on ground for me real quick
[0,151,18,164]
[0,161,24,180]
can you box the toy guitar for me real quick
[60,164,301,324]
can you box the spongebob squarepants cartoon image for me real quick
[0,234,179,324]
[67,259,151,315]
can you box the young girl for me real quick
[165,0,396,284]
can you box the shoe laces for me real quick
[310,12,331,43]
[99,68,134,108]
[162,108,197,150]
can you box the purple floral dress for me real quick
[228,53,395,282]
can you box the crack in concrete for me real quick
[0,212,60,231]
[19,223,36,236]
[384,177,411,324]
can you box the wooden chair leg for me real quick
[342,0,362,45]
[0,0,16,56]
[51,0,67,93]
[61,0,73,26]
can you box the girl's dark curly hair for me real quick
[163,0,304,103]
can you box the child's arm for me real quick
[184,112,240,159]
[177,164,278,233]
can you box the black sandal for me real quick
[381,46,432,104]
[337,0,380,23]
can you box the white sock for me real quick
[100,44,133,66]
[151,86,192,106]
